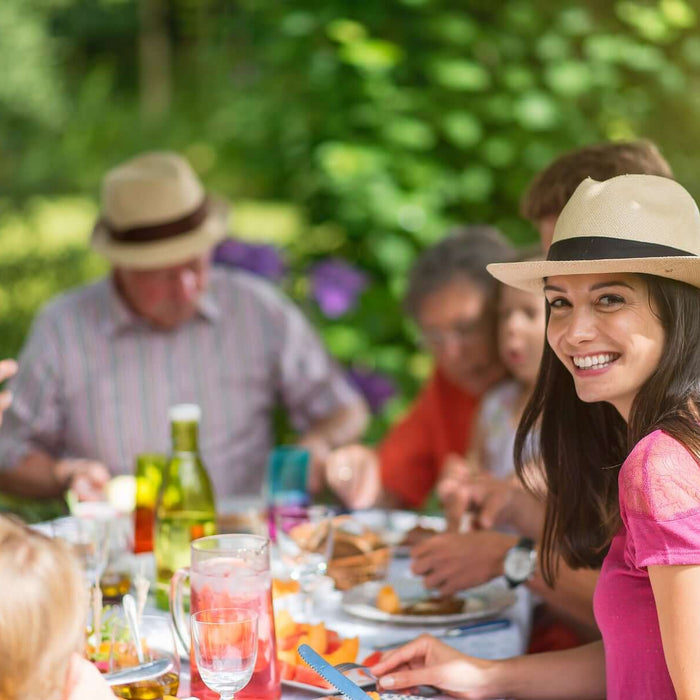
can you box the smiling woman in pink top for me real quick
[371,174,700,700]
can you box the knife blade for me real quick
[298,644,374,700]
[372,617,511,651]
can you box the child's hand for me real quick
[437,454,478,531]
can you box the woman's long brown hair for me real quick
[514,274,700,586]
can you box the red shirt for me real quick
[378,369,478,508]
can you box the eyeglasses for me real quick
[420,318,489,351]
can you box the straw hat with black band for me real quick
[488,174,700,292]
[91,151,228,269]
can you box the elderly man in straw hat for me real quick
[0,151,368,500]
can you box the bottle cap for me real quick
[168,403,202,423]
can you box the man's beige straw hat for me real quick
[488,174,700,292]
[91,151,227,269]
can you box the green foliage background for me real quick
[2,0,700,442]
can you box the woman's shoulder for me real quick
[621,429,700,520]
[625,429,697,469]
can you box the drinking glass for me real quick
[274,504,334,617]
[134,452,167,553]
[108,614,180,700]
[266,446,311,539]
[51,515,110,586]
[192,608,258,700]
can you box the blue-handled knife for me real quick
[298,644,374,700]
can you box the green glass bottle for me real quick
[154,403,217,609]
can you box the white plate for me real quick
[342,578,516,625]
[350,510,446,556]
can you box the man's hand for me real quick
[56,459,110,501]
[0,358,18,426]
[411,531,517,595]
[297,435,332,493]
[324,444,382,509]
[370,633,499,699]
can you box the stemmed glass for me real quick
[274,504,334,618]
[191,608,259,700]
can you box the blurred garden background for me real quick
[2,0,700,442]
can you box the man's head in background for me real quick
[521,140,673,251]
[91,151,228,329]
[404,226,516,396]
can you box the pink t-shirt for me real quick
[594,429,700,700]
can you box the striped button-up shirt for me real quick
[0,268,361,496]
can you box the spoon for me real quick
[122,593,145,664]
[104,658,171,686]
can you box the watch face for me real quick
[504,547,536,582]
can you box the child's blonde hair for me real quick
[0,516,87,700]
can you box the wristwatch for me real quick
[503,537,537,588]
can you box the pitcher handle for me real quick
[169,566,191,653]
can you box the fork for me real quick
[334,662,439,697]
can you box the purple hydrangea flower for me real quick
[213,239,286,281]
[310,259,368,318]
[347,366,396,413]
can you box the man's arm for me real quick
[0,359,18,426]
[299,400,369,451]
[411,529,599,629]
[299,400,369,491]
[527,559,599,630]
[324,382,442,510]
[0,314,109,500]
[0,450,109,501]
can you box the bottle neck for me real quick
[170,420,199,453]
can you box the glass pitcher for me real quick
[170,534,281,700]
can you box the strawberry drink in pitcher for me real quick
[170,534,281,700]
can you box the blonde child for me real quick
[0,515,114,700]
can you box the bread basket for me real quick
[326,519,392,590]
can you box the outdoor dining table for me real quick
[169,552,533,700]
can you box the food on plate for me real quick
[272,577,301,599]
[376,584,401,614]
[361,651,383,668]
[374,583,465,616]
[274,609,359,689]
[401,597,465,615]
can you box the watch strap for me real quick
[518,537,535,550]
[504,537,536,588]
